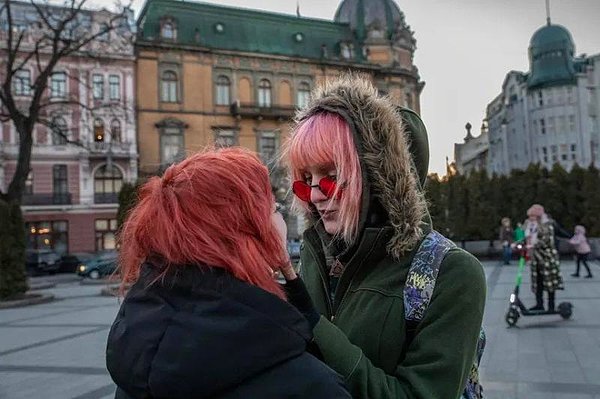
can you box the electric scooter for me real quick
[505,241,573,327]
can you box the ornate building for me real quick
[0,3,137,253]
[135,0,423,174]
[485,19,600,175]
[454,122,489,176]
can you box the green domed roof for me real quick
[527,23,576,89]
[530,24,574,52]
[334,0,406,40]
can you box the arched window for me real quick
[161,22,175,40]
[161,70,178,102]
[94,164,123,204]
[258,79,272,108]
[94,118,105,142]
[110,119,121,143]
[216,75,231,105]
[51,116,68,145]
[296,82,310,108]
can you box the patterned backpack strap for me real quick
[403,230,456,322]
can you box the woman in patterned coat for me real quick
[525,204,564,311]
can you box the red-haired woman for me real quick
[106,148,350,399]
[280,76,486,399]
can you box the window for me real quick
[533,120,538,135]
[558,116,566,133]
[540,119,546,134]
[161,70,178,102]
[161,127,185,164]
[548,117,555,135]
[53,165,68,205]
[95,219,118,250]
[571,144,577,160]
[92,74,104,99]
[568,115,576,133]
[560,144,568,161]
[551,145,558,162]
[258,79,272,107]
[542,147,548,163]
[161,22,175,39]
[340,42,354,59]
[297,82,310,108]
[215,130,237,147]
[547,89,554,105]
[110,119,121,143]
[556,87,564,105]
[538,91,543,107]
[109,75,120,100]
[26,221,69,254]
[13,69,31,96]
[24,171,33,195]
[51,116,68,145]
[50,72,67,98]
[94,119,105,142]
[94,165,123,204]
[99,23,110,42]
[258,131,278,164]
[215,75,230,106]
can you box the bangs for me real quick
[288,114,339,175]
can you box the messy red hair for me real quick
[118,147,288,300]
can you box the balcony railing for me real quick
[89,141,132,154]
[230,101,296,120]
[22,193,72,206]
[94,192,119,204]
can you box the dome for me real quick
[334,0,406,40]
[527,23,576,89]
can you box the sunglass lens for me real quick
[292,181,311,202]
[319,176,337,198]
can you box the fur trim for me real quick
[295,74,427,257]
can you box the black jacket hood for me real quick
[106,264,314,398]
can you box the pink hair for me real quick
[118,147,287,300]
[284,112,362,244]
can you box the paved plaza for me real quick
[0,260,599,399]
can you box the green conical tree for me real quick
[580,165,600,236]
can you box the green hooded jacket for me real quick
[294,76,486,399]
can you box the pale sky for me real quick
[94,0,600,175]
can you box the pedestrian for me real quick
[569,225,593,278]
[106,148,351,399]
[524,204,564,311]
[280,75,486,399]
[514,221,525,244]
[499,217,514,265]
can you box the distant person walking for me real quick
[569,225,593,278]
[499,217,514,265]
[514,222,525,244]
[524,204,564,311]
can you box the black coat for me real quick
[106,263,350,399]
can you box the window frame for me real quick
[108,74,120,101]
[296,82,310,108]
[13,69,31,96]
[257,79,272,108]
[50,72,67,98]
[160,70,179,103]
[215,75,231,106]
[92,74,104,100]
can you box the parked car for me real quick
[26,249,61,275]
[59,252,94,273]
[77,251,118,279]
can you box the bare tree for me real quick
[0,0,133,202]
[0,0,133,299]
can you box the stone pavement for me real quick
[0,260,599,399]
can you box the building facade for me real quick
[485,20,600,175]
[454,122,489,175]
[0,3,137,254]
[135,0,423,195]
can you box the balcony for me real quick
[94,192,119,204]
[229,101,296,120]
[89,141,132,156]
[22,193,72,206]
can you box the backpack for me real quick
[403,230,486,399]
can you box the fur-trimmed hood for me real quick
[294,75,428,258]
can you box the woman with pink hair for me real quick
[525,204,564,311]
[106,148,350,399]
[280,76,486,399]
[569,225,593,278]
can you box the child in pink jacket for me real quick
[569,225,593,278]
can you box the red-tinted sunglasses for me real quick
[292,176,340,202]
